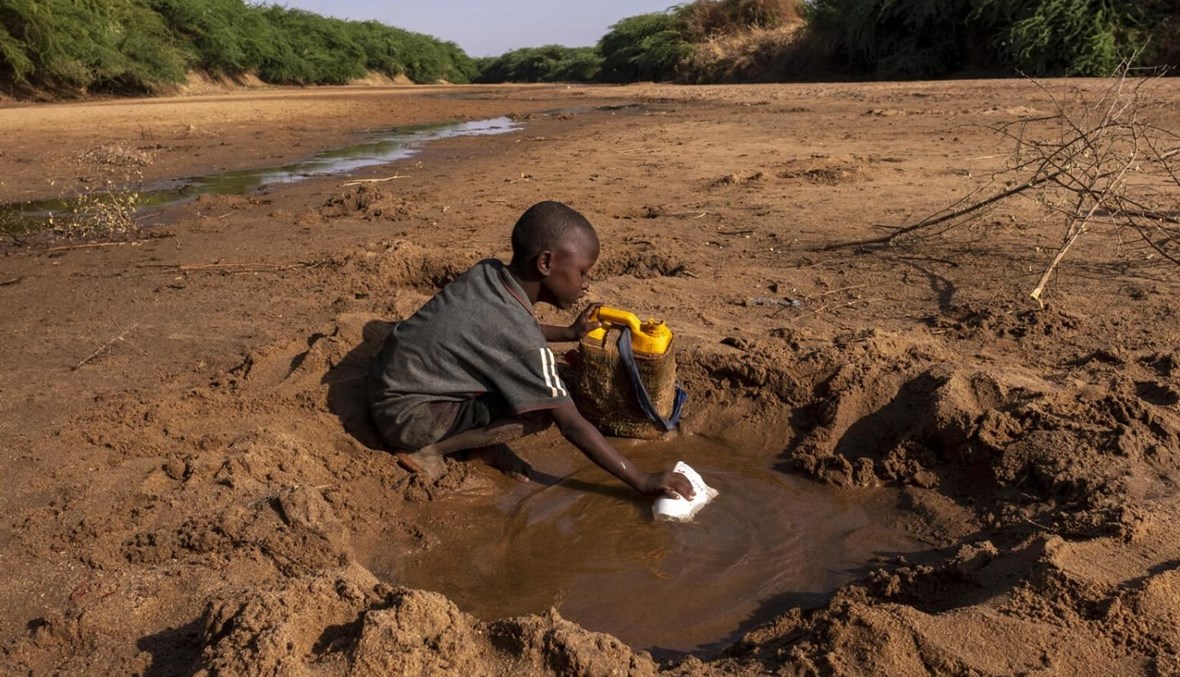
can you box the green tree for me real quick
[475,45,600,83]
[149,0,278,75]
[988,0,1145,76]
[0,0,477,95]
[0,0,185,93]
[598,12,692,82]
[807,0,1171,77]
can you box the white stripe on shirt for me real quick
[549,348,568,396]
[539,347,567,398]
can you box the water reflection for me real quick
[0,117,519,233]
[380,433,922,656]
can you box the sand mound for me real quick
[8,296,1180,675]
[196,563,657,675]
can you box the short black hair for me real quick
[510,201,597,265]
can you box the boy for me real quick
[368,200,693,500]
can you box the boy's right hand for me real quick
[640,470,696,500]
[568,302,604,340]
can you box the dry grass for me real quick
[77,142,155,168]
[683,23,807,82]
[49,141,154,240]
[54,182,144,240]
[682,0,803,40]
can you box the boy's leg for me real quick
[400,415,550,480]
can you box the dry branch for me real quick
[791,297,885,322]
[43,241,136,253]
[73,323,139,371]
[340,174,409,186]
[822,63,1178,305]
[137,260,326,274]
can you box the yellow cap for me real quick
[585,306,673,356]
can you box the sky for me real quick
[274,1,682,57]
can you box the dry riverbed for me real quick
[2,80,1179,675]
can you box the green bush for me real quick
[475,45,600,83]
[807,0,1174,77]
[808,0,984,76]
[598,12,693,82]
[149,0,278,75]
[0,0,186,93]
[256,7,367,85]
[991,0,1145,76]
[350,20,409,78]
[398,32,474,83]
[0,0,475,95]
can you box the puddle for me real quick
[368,433,924,657]
[0,117,519,233]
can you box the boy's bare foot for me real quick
[464,444,531,483]
[396,447,446,480]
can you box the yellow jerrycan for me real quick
[576,306,686,439]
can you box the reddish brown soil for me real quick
[2,80,1179,675]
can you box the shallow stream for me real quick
[370,432,924,657]
[0,116,519,233]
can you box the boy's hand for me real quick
[567,302,603,340]
[639,470,696,500]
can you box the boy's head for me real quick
[510,201,599,309]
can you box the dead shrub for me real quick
[50,141,154,240]
[682,0,803,40]
[77,142,155,168]
[684,23,807,82]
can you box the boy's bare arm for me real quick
[549,405,694,499]
[540,324,579,342]
[540,302,602,342]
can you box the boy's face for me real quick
[541,230,599,310]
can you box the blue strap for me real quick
[616,326,686,431]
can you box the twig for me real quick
[716,228,755,236]
[751,296,802,309]
[43,241,136,253]
[806,283,868,299]
[1103,208,1180,225]
[767,284,870,317]
[1031,133,1139,305]
[137,261,321,273]
[73,323,139,371]
[340,174,409,186]
[177,262,298,272]
[792,297,885,322]
[0,276,22,286]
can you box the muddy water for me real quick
[372,432,923,656]
[0,116,519,233]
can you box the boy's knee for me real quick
[519,411,554,434]
[484,413,551,444]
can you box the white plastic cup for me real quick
[652,461,718,522]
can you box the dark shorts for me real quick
[370,390,512,451]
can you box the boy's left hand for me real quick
[567,302,603,340]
